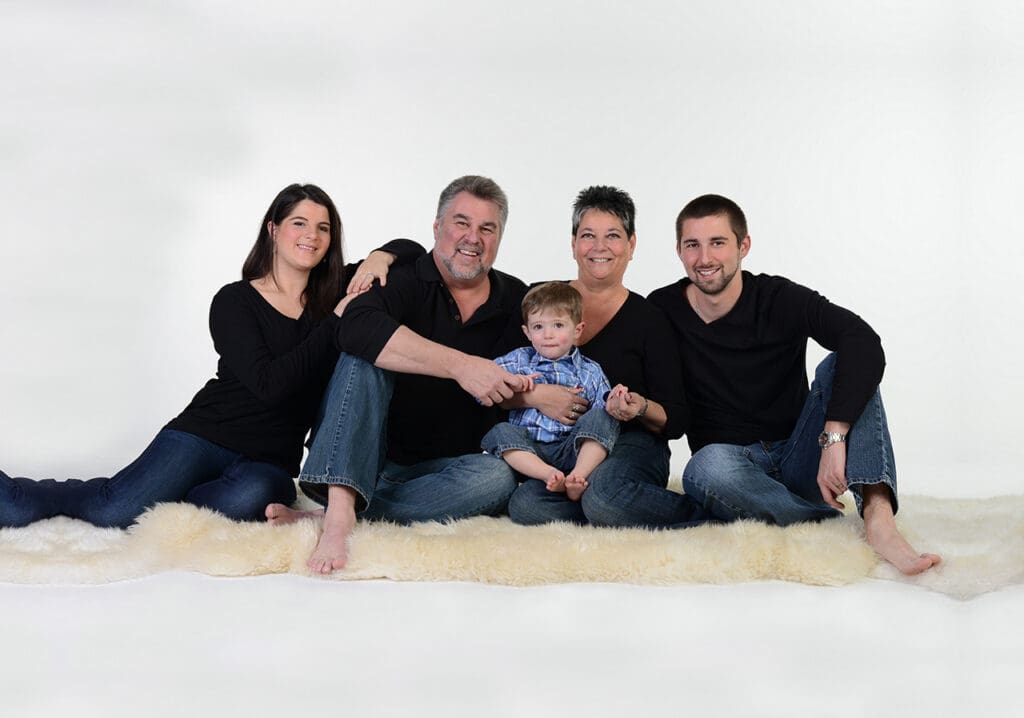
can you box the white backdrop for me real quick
[2,0,1020,497]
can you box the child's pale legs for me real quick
[501,437,609,501]
[481,409,619,504]
[564,439,607,501]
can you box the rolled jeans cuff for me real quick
[481,423,537,458]
[297,476,369,512]
[845,476,898,516]
[572,408,619,455]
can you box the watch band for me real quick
[818,431,847,449]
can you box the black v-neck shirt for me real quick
[166,239,424,474]
[165,280,339,474]
[572,290,689,440]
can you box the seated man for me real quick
[267,175,529,573]
[648,194,941,575]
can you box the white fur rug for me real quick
[1,494,1020,600]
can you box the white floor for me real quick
[4,574,1020,717]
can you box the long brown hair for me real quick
[242,183,346,320]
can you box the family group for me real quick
[0,176,941,577]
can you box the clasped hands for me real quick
[604,384,646,422]
[453,360,590,424]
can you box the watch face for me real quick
[818,432,845,448]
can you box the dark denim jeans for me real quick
[481,405,620,472]
[298,352,515,522]
[0,429,296,528]
[507,424,712,528]
[682,353,898,525]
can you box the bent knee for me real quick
[507,482,553,525]
[682,444,746,493]
[685,444,746,476]
[579,465,634,526]
[462,455,516,509]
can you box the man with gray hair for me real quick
[267,175,529,573]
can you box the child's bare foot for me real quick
[307,486,359,574]
[862,485,942,575]
[545,469,567,493]
[564,473,589,501]
[265,503,323,526]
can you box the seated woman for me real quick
[506,185,712,527]
[0,184,422,529]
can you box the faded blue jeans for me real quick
[0,429,296,528]
[682,353,898,526]
[298,352,515,522]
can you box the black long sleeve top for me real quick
[165,239,425,474]
[573,291,689,441]
[648,271,885,453]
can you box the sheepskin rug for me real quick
[1,493,1020,600]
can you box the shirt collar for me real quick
[528,346,582,367]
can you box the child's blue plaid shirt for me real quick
[495,345,611,442]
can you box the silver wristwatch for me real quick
[818,431,847,449]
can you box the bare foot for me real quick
[265,503,323,526]
[307,486,359,575]
[866,521,942,575]
[564,473,589,502]
[862,485,941,575]
[545,469,567,493]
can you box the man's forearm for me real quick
[373,325,464,378]
[373,326,519,406]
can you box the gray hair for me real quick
[571,185,637,238]
[435,175,509,234]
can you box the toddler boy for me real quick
[482,283,619,501]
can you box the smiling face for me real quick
[269,199,331,274]
[523,308,584,360]
[677,213,749,296]
[433,191,502,284]
[571,209,636,287]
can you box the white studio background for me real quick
[1,0,1020,498]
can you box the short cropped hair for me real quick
[675,194,748,246]
[571,185,636,238]
[521,282,583,325]
[435,175,509,235]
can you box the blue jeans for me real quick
[681,353,898,526]
[507,424,713,528]
[298,353,515,523]
[481,406,620,473]
[0,429,296,528]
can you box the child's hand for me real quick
[606,384,642,421]
[513,373,540,392]
[545,469,566,493]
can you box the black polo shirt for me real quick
[339,251,528,465]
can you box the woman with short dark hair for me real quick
[506,185,710,528]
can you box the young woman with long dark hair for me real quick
[0,183,422,528]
